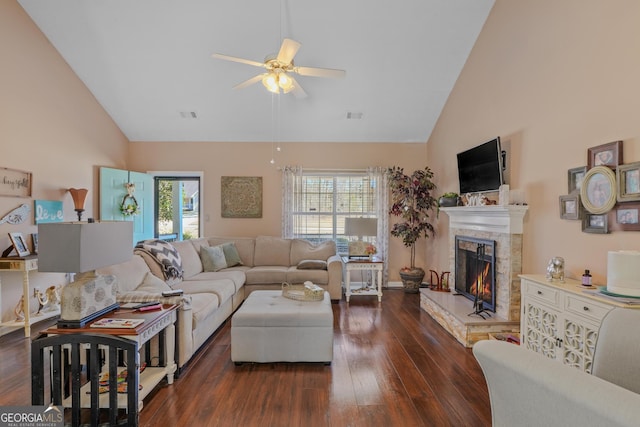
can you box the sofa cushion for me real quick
[172,240,203,279]
[208,237,255,267]
[189,292,220,331]
[286,267,330,285]
[200,245,227,272]
[136,272,172,293]
[221,242,243,267]
[297,259,327,270]
[245,266,288,285]
[185,270,246,292]
[254,236,291,266]
[96,255,150,293]
[290,239,336,266]
[180,279,237,306]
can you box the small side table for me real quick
[342,256,384,303]
[42,304,178,412]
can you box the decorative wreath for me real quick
[120,183,140,216]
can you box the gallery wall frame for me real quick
[580,166,617,214]
[559,193,581,220]
[587,140,623,169]
[567,166,587,194]
[616,161,640,202]
[582,213,609,234]
[609,202,640,232]
[0,167,32,198]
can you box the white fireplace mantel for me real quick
[440,205,528,234]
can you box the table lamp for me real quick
[345,217,377,258]
[38,221,133,327]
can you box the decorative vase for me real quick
[399,267,425,293]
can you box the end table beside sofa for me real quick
[96,236,342,370]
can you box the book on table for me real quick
[90,318,145,329]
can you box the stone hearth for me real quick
[420,205,528,347]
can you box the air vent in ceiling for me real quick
[346,112,363,119]
[179,111,198,119]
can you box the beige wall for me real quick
[0,1,129,322]
[427,0,640,285]
[128,141,429,281]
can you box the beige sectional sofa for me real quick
[96,236,342,370]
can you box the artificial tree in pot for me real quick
[387,166,438,293]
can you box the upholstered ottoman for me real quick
[231,290,333,364]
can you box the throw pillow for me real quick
[135,272,172,293]
[200,245,227,272]
[221,242,243,267]
[297,259,328,270]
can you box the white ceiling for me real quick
[18,0,494,143]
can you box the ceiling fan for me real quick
[212,38,345,99]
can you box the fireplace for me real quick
[455,236,496,313]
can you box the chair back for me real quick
[592,307,640,394]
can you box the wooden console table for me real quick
[0,255,59,337]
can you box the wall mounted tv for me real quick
[457,137,505,194]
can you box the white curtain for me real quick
[368,166,389,286]
[281,165,303,238]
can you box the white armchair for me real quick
[473,308,640,427]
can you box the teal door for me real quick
[100,167,154,244]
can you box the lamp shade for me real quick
[345,218,378,237]
[38,221,133,273]
[68,188,88,210]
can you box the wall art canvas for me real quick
[0,167,32,197]
[34,200,64,224]
[221,176,263,218]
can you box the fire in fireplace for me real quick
[454,236,496,313]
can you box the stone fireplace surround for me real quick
[420,205,528,347]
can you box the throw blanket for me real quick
[134,239,184,284]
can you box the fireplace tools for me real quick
[469,244,491,319]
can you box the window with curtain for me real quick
[283,169,378,254]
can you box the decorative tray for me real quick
[282,282,325,302]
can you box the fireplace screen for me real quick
[455,236,496,313]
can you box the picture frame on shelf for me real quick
[609,203,640,232]
[616,161,640,202]
[582,213,609,234]
[587,140,623,169]
[567,166,587,194]
[580,166,617,214]
[8,232,30,257]
[559,194,581,220]
[31,233,38,254]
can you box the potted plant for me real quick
[387,166,438,293]
[438,192,460,207]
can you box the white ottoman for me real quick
[231,290,333,364]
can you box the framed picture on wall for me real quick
[617,162,640,202]
[609,203,640,232]
[582,213,609,234]
[567,166,587,194]
[559,194,581,220]
[587,140,623,169]
[580,166,617,214]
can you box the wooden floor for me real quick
[0,289,492,427]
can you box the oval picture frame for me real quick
[580,166,617,214]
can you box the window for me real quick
[151,173,202,241]
[290,171,377,254]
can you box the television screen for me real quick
[457,137,504,194]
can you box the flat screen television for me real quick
[457,137,504,194]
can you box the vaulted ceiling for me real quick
[18,0,494,143]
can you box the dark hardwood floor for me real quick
[0,289,491,427]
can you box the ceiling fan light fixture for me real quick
[278,72,294,92]
[262,72,280,94]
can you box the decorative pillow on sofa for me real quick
[221,242,243,267]
[135,272,172,293]
[297,259,328,270]
[200,245,227,272]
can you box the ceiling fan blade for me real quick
[233,74,264,90]
[288,76,308,99]
[212,53,265,68]
[295,66,346,79]
[277,38,301,64]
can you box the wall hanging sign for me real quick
[221,176,263,218]
[0,167,32,198]
[34,200,64,224]
[0,203,30,225]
